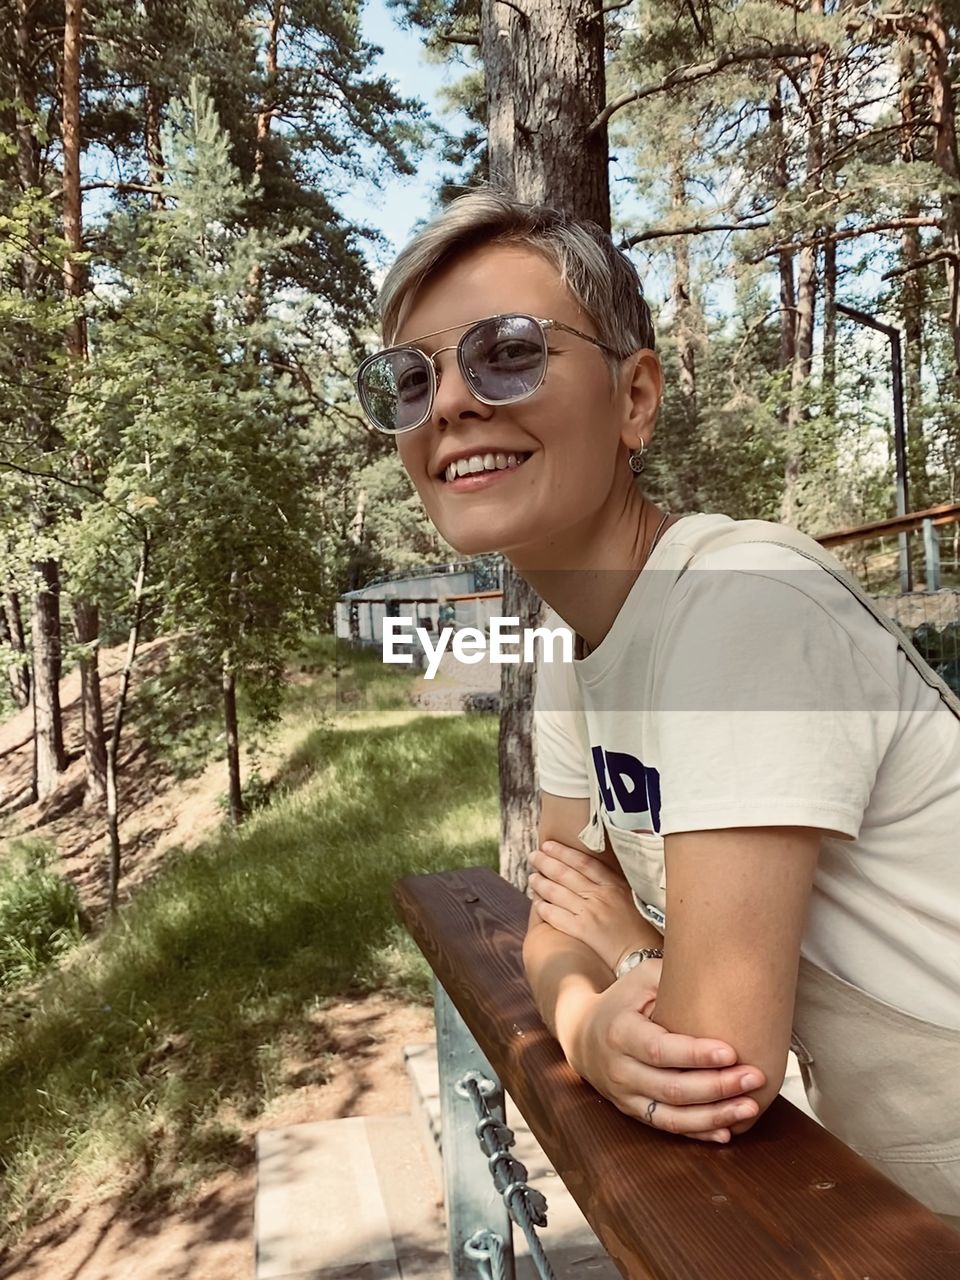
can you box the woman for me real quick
[355,189,960,1226]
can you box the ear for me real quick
[617,349,662,452]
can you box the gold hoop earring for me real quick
[628,441,646,474]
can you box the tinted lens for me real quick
[460,315,546,403]
[359,349,432,432]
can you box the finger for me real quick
[622,1093,759,1136]
[687,1128,732,1145]
[530,897,582,933]
[532,850,606,896]
[528,872,594,915]
[624,1061,766,1107]
[538,842,616,887]
[623,1021,744,1071]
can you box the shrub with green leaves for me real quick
[0,841,85,990]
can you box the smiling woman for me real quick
[355,189,960,1230]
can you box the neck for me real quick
[508,490,673,653]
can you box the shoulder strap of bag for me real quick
[674,517,960,722]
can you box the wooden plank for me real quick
[395,867,960,1280]
[816,500,960,548]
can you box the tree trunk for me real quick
[899,39,930,509]
[73,601,107,804]
[670,161,698,421]
[769,82,796,382]
[925,1,960,383]
[63,0,107,805]
[17,0,65,799]
[105,536,149,911]
[479,0,608,885]
[2,591,31,709]
[782,13,826,527]
[222,651,244,825]
[32,557,67,799]
[246,0,284,324]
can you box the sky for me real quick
[337,0,465,259]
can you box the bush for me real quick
[0,841,85,990]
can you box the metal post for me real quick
[836,304,912,591]
[923,518,941,592]
[434,980,516,1280]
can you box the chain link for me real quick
[458,1072,557,1280]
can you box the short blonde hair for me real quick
[378,190,655,369]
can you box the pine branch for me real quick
[759,216,941,259]
[588,42,826,135]
[438,31,480,45]
[81,179,160,196]
[882,250,958,280]
[621,219,771,247]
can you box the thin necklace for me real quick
[577,510,672,660]
[646,509,671,564]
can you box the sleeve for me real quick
[534,638,591,798]
[649,556,901,838]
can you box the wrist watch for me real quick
[615,946,664,979]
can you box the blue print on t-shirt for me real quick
[591,744,662,834]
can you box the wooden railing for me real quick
[815,501,960,593]
[395,866,960,1279]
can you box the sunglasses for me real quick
[355,312,624,435]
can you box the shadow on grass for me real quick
[0,711,498,1228]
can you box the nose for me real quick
[429,344,491,429]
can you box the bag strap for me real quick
[677,517,960,722]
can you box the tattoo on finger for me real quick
[645,1100,657,1126]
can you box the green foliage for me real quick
[0,841,85,991]
[0,655,498,1229]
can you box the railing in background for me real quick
[395,867,960,1279]
[816,500,960,595]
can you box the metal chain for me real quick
[457,1071,558,1280]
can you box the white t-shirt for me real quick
[535,513,960,1028]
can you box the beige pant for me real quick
[793,958,960,1227]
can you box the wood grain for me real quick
[394,866,960,1279]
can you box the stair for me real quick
[255,1044,817,1277]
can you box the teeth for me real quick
[444,452,529,480]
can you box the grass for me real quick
[0,636,499,1231]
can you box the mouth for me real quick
[438,451,532,483]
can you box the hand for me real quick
[562,967,767,1144]
[528,840,649,973]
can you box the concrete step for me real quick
[255,1113,448,1280]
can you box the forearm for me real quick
[522,910,663,1062]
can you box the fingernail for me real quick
[712,1048,734,1065]
[712,1131,730,1144]
[740,1073,762,1090]
[734,1102,757,1120]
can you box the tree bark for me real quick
[246,0,284,324]
[782,6,826,527]
[105,535,149,911]
[769,82,796,382]
[899,39,930,509]
[924,1,960,384]
[2,591,31,709]
[479,0,609,885]
[670,161,698,421]
[17,0,66,799]
[222,651,244,826]
[32,558,67,798]
[63,0,107,805]
[73,601,107,804]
